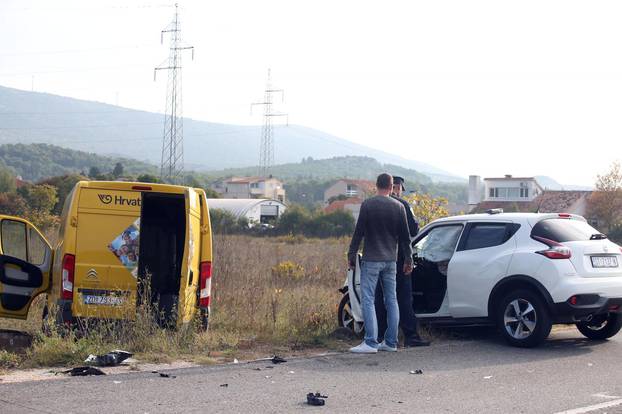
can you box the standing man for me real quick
[375,176,430,347]
[348,173,413,353]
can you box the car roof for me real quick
[431,212,586,225]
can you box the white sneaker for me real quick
[349,342,378,354]
[378,341,397,352]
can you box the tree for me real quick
[276,205,312,235]
[587,161,622,232]
[0,193,27,216]
[88,166,102,179]
[112,162,124,178]
[404,193,449,227]
[137,174,162,184]
[0,166,16,193]
[39,174,85,214]
[18,184,59,228]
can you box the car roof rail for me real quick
[486,208,504,215]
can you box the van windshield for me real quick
[531,219,604,242]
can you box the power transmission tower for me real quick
[251,69,288,177]
[154,3,194,185]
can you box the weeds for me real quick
[0,235,349,370]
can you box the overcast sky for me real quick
[1,0,621,185]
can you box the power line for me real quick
[251,69,288,177]
[154,3,194,184]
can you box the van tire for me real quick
[200,309,209,332]
[576,313,622,340]
[496,289,551,348]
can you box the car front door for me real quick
[0,216,52,319]
[447,221,518,318]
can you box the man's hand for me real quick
[403,261,413,275]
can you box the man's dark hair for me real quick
[376,173,393,190]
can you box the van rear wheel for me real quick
[576,313,622,340]
[200,309,209,332]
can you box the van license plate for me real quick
[83,295,125,306]
[591,256,619,268]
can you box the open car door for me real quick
[0,215,52,319]
[178,188,202,325]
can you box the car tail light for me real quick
[199,261,212,308]
[569,296,578,305]
[533,236,572,259]
[61,254,75,300]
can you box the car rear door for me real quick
[0,216,52,319]
[448,221,518,317]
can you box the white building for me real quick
[469,175,543,204]
[221,177,285,202]
[207,198,287,226]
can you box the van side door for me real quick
[178,188,203,324]
[0,216,52,319]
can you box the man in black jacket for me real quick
[375,176,430,347]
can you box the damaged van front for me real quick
[0,181,213,330]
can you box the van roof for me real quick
[77,180,190,194]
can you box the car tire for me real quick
[496,289,552,348]
[576,313,622,340]
[337,294,364,338]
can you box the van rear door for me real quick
[178,188,202,324]
[0,216,52,319]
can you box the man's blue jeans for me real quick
[361,260,399,348]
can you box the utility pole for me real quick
[251,69,288,177]
[154,3,194,185]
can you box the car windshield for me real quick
[531,219,604,242]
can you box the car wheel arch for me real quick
[487,275,555,318]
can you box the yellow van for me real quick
[0,181,213,329]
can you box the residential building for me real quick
[323,179,375,204]
[483,175,543,202]
[222,177,285,202]
[324,197,363,221]
[207,198,287,226]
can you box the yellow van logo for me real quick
[98,194,113,204]
[97,194,141,207]
[86,268,98,279]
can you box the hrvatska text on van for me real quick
[98,194,141,207]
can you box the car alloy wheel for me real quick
[503,298,537,340]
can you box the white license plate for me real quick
[591,256,619,268]
[83,295,126,306]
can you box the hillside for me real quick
[0,143,156,181]
[0,85,462,182]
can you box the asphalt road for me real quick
[3,328,622,414]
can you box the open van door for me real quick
[0,215,52,319]
[178,188,203,325]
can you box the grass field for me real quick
[0,235,350,370]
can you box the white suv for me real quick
[338,211,622,347]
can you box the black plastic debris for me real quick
[64,366,106,376]
[85,350,133,367]
[409,369,423,375]
[159,372,176,378]
[271,355,287,364]
[306,392,328,406]
[220,383,229,387]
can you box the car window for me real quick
[531,219,601,242]
[463,223,511,250]
[414,225,463,262]
[28,227,47,265]
[1,220,27,261]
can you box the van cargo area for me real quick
[138,192,186,326]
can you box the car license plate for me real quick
[83,295,125,306]
[591,256,619,268]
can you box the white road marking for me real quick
[591,393,621,400]
[554,398,622,414]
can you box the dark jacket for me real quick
[391,194,419,268]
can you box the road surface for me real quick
[2,328,622,413]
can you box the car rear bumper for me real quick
[552,295,622,323]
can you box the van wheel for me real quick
[200,309,209,332]
[576,313,622,340]
[496,289,551,348]
[337,294,364,338]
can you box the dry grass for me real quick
[0,235,350,369]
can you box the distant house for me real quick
[323,179,375,204]
[207,198,287,226]
[221,176,285,202]
[324,197,363,221]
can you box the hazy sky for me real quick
[1,0,621,185]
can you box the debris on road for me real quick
[84,350,133,367]
[306,392,328,406]
[288,371,295,374]
[233,358,239,364]
[63,367,106,376]
[220,383,228,387]
[484,375,493,379]
[271,355,287,364]
[159,373,176,378]
[409,369,423,375]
